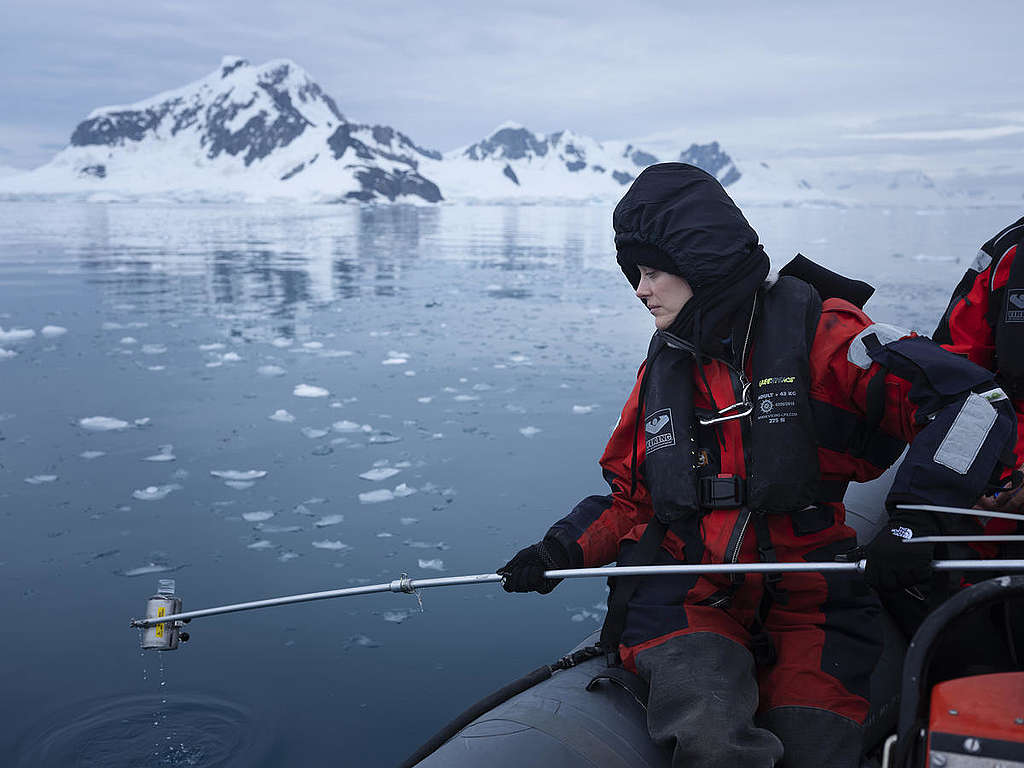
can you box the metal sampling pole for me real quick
[131,559,1024,633]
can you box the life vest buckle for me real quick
[699,474,747,509]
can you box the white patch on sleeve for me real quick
[933,393,998,475]
[847,323,911,370]
[969,249,992,274]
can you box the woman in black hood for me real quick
[499,164,1017,767]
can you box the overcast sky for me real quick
[2,0,1022,169]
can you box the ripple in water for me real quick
[14,692,274,767]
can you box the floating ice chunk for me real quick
[258,365,286,377]
[302,341,323,350]
[120,336,137,345]
[141,344,166,355]
[269,409,295,423]
[301,427,329,439]
[382,356,408,365]
[418,559,445,572]
[225,480,255,490]
[404,370,416,376]
[132,484,181,501]
[242,511,275,522]
[41,325,67,338]
[120,563,179,577]
[210,470,268,481]
[294,384,329,398]
[143,445,175,462]
[369,432,401,444]
[133,418,150,427]
[80,450,106,459]
[359,489,394,504]
[519,426,542,437]
[247,540,274,550]
[147,365,165,371]
[221,352,242,362]
[0,348,16,360]
[393,483,416,497]
[453,395,479,402]
[359,467,400,482]
[271,337,293,348]
[332,420,362,433]
[79,416,130,431]
[25,475,58,485]
[314,514,345,527]
[382,610,411,624]
[404,540,450,550]
[259,524,302,533]
[509,354,530,364]
[572,404,597,415]
[344,634,380,650]
[400,517,419,526]
[311,444,333,456]
[206,361,222,368]
[278,551,300,562]
[416,396,433,403]
[312,540,350,551]
[199,343,225,351]
[472,383,493,391]
[0,327,35,343]
[376,532,394,538]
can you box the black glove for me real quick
[864,523,935,593]
[498,538,570,594]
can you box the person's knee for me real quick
[759,706,863,768]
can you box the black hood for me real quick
[613,162,769,359]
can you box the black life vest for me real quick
[994,234,1024,397]
[640,275,823,526]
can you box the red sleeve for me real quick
[936,245,1024,465]
[547,366,654,567]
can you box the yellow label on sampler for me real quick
[156,606,166,638]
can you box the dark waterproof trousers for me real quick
[619,508,881,767]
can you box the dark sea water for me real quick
[0,201,1017,767]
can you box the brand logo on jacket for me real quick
[644,408,676,454]
[1008,290,1024,322]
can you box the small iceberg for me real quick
[359,489,394,504]
[269,409,295,423]
[210,470,267,481]
[41,325,68,338]
[301,427,329,439]
[312,539,350,551]
[294,384,329,398]
[313,514,345,528]
[519,426,542,437]
[0,327,35,343]
[247,540,274,550]
[225,480,255,490]
[143,445,175,462]
[79,416,130,431]
[24,475,58,485]
[242,511,275,522]
[132,484,181,501]
[119,562,183,577]
[418,559,445,572]
[258,365,286,377]
[80,450,106,459]
[359,467,400,482]
[332,420,363,433]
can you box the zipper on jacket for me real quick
[724,507,753,584]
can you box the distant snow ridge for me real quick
[5,56,442,203]
[678,142,741,186]
[425,124,664,201]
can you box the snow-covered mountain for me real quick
[1,56,443,203]
[6,55,1005,207]
[421,124,742,203]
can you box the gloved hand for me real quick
[864,523,935,593]
[498,538,570,594]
